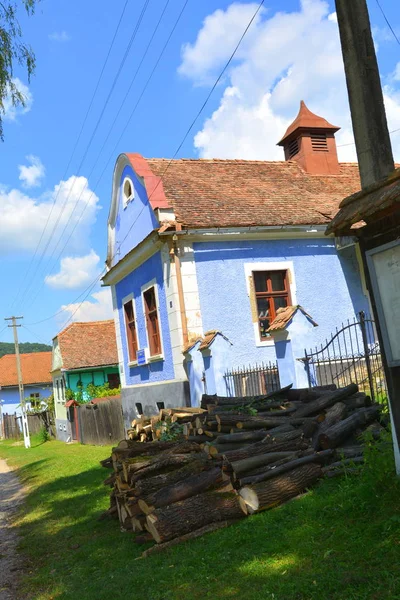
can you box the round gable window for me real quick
[123,177,134,208]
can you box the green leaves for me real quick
[0,1,38,140]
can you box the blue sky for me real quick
[1,0,399,346]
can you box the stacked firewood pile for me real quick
[100,383,386,557]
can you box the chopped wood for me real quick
[146,488,247,543]
[239,463,322,512]
[140,520,238,558]
[134,532,154,544]
[238,450,333,486]
[312,402,348,450]
[138,467,223,513]
[229,451,296,476]
[293,383,359,418]
[318,405,381,449]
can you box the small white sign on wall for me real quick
[367,240,400,366]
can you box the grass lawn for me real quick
[1,436,400,600]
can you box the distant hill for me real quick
[0,342,52,358]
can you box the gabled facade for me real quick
[52,320,120,441]
[103,101,371,423]
[0,352,52,415]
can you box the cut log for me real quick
[146,489,247,543]
[222,432,308,463]
[364,421,386,439]
[294,384,359,418]
[130,453,206,485]
[334,446,364,459]
[229,451,296,476]
[239,463,322,512]
[318,405,381,449]
[286,385,337,403]
[140,520,238,558]
[312,402,348,450]
[341,392,372,409]
[134,455,211,497]
[138,467,223,513]
[215,430,269,444]
[238,450,333,486]
[323,467,361,478]
[201,385,292,409]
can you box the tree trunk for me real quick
[130,453,206,485]
[140,520,238,558]
[294,384,359,418]
[229,451,296,476]
[312,402,348,449]
[322,456,364,471]
[201,385,292,408]
[134,456,211,497]
[221,432,308,463]
[286,385,337,403]
[216,430,269,444]
[138,467,223,513]
[239,463,322,512]
[238,450,333,486]
[318,405,381,449]
[342,392,372,409]
[146,489,247,543]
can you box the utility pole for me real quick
[334,0,400,469]
[5,316,30,448]
[334,0,395,189]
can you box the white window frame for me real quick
[141,278,164,362]
[122,176,135,209]
[244,261,297,347]
[122,293,139,367]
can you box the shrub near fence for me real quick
[77,397,124,445]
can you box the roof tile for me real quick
[57,321,118,371]
[0,352,52,387]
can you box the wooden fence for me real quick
[1,410,55,439]
[2,413,21,439]
[77,397,124,445]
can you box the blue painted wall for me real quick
[193,239,369,368]
[115,251,175,386]
[1,384,52,415]
[113,164,159,267]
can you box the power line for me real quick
[10,0,129,311]
[23,0,189,314]
[337,126,400,147]
[16,0,151,311]
[21,324,52,346]
[27,0,265,333]
[375,0,400,46]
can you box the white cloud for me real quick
[18,155,45,188]
[49,31,70,42]
[180,0,400,163]
[60,289,113,322]
[0,175,100,255]
[45,249,100,289]
[3,78,33,121]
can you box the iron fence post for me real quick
[359,310,375,402]
[304,351,312,388]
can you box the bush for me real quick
[37,426,50,444]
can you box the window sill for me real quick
[148,354,164,363]
[128,360,138,368]
[255,338,275,348]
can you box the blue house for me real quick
[102,101,370,425]
[0,351,53,415]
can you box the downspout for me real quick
[171,225,189,347]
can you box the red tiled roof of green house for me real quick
[0,352,52,387]
[141,158,362,228]
[56,321,118,371]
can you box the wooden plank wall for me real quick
[77,398,124,445]
[2,413,21,439]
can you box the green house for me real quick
[51,320,120,442]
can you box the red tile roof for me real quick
[140,158,361,229]
[278,100,340,145]
[57,321,118,371]
[267,306,318,332]
[0,352,52,387]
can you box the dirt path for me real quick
[0,459,25,600]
